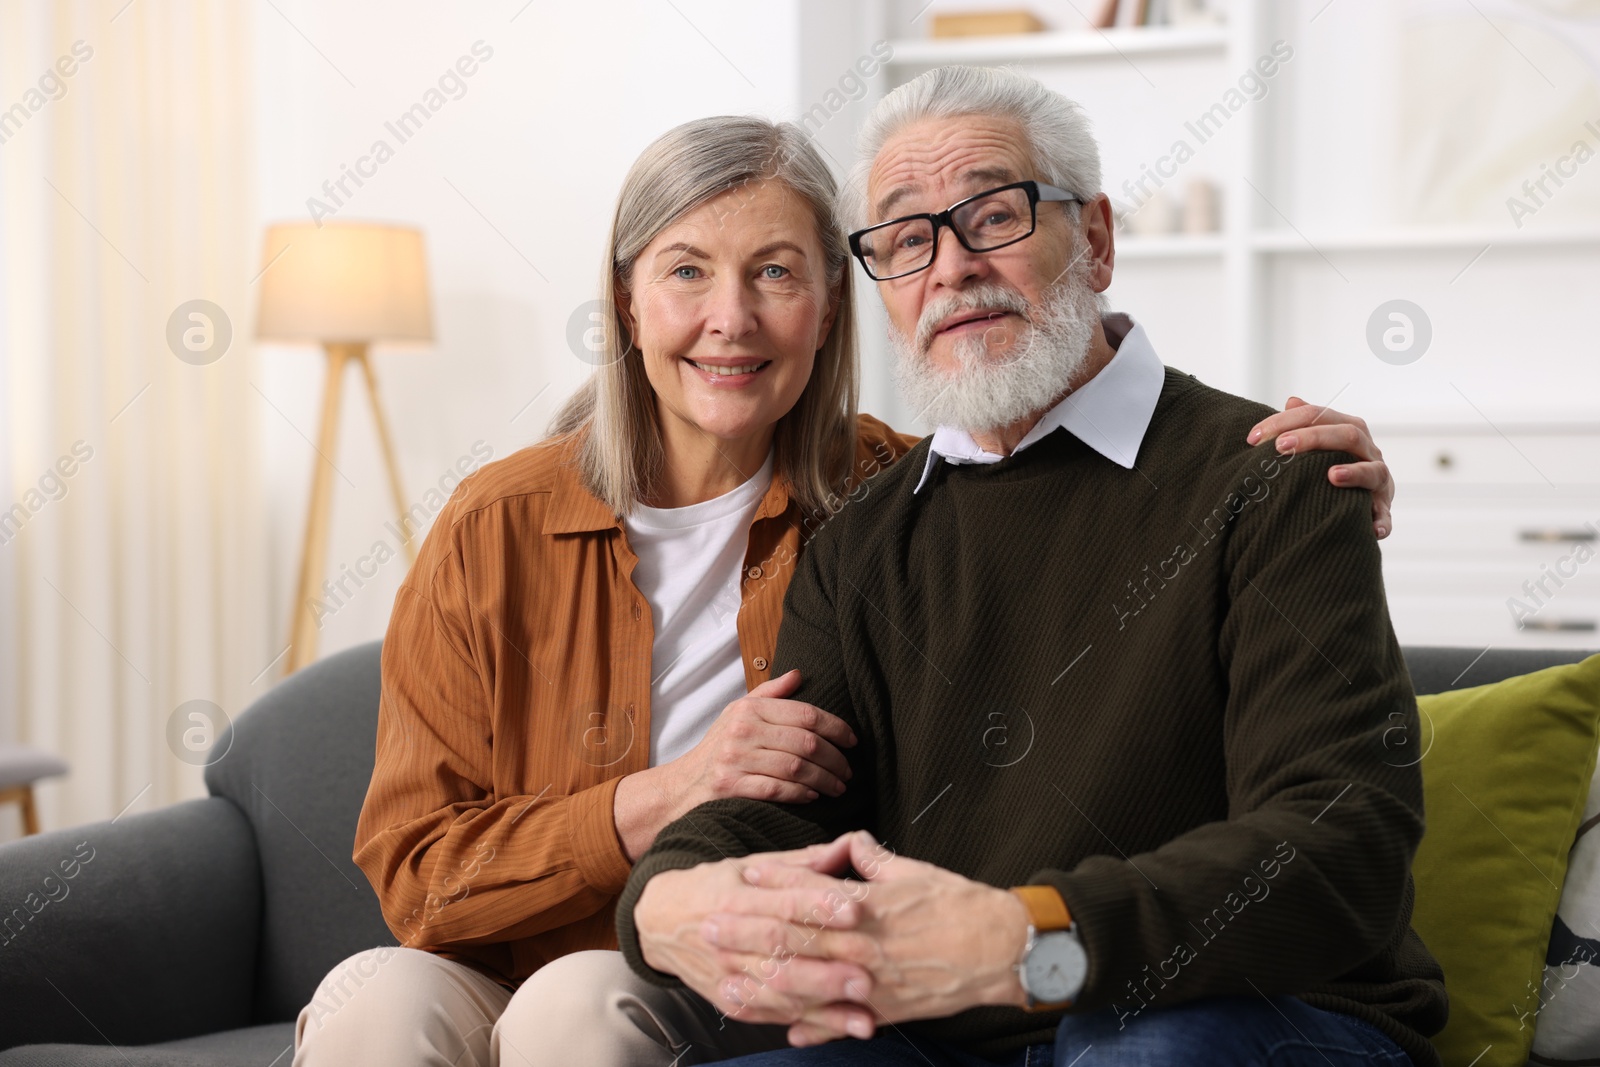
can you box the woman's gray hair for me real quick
[548,116,859,518]
[840,65,1103,231]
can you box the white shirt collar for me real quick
[912,313,1165,494]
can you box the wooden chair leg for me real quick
[19,785,39,836]
[0,784,40,836]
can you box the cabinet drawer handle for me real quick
[1518,618,1599,633]
[1519,529,1598,543]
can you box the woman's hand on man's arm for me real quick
[1248,397,1396,539]
[613,669,858,861]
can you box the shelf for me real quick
[1115,234,1225,259]
[1366,421,1600,436]
[1251,225,1600,254]
[885,25,1230,66]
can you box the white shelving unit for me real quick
[1251,225,1600,254]
[1115,235,1226,259]
[884,24,1230,64]
[862,0,1600,648]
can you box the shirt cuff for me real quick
[566,776,633,896]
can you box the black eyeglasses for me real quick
[848,180,1081,281]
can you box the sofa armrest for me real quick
[0,797,262,1051]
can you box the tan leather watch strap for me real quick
[1011,885,1073,930]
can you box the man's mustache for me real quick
[914,285,1034,353]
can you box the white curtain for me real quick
[0,0,269,839]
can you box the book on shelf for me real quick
[920,0,1224,39]
[929,10,1047,37]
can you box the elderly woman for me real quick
[292,115,1395,1067]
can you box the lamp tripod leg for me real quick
[357,351,418,567]
[285,344,352,676]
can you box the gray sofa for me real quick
[0,641,1592,1065]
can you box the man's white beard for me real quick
[890,265,1101,437]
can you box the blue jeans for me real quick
[713,995,1414,1066]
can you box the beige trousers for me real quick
[292,946,791,1067]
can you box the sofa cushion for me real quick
[0,800,260,1051]
[0,1022,295,1067]
[1408,654,1600,1067]
[1529,751,1600,1064]
[204,641,396,1024]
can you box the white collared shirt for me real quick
[912,312,1166,494]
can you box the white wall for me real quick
[252,0,815,666]
[219,0,1600,669]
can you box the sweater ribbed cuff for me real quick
[614,850,718,989]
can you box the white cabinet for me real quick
[1376,428,1600,649]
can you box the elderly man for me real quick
[611,64,1447,1067]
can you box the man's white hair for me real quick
[840,65,1104,232]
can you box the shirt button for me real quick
[633,602,642,620]
[752,656,769,671]
[746,565,762,580]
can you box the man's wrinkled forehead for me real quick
[867,116,1032,222]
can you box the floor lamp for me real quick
[255,221,434,676]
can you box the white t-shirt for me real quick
[624,452,774,766]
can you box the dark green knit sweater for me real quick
[616,369,1448,1065]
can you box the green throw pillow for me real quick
[1410,654,1600,1067]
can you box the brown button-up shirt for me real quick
[353,415,917,987]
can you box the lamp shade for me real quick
[255,221,433,344]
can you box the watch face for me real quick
[1023,930,1088,1004]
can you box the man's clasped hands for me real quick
[633,830,1038,1048]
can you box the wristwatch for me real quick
[1010,885,1088,1010]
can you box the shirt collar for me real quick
[544,449,621,534]
[912,312,1165,494]
[752,470,792,522]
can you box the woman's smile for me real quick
[682,356,774,383]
